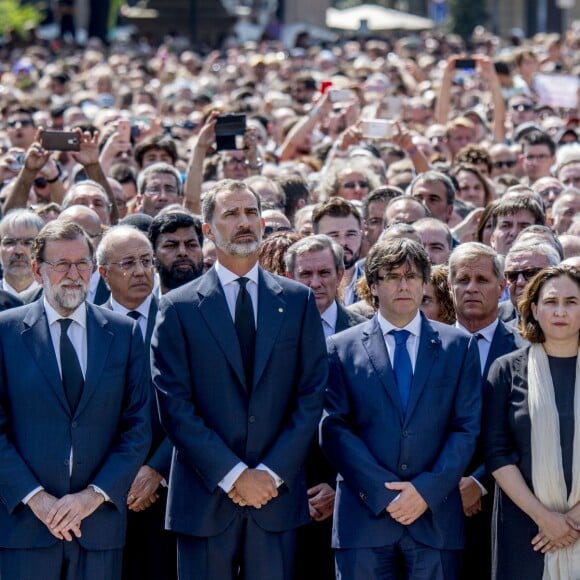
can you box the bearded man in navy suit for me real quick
[152,179,328,580]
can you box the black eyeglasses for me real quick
[342,180,369,189]
[6,119,34,128]
[492,160,517,169]
[505,268,542,284]
[34,177,48,188]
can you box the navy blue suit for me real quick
[102,296,176,580]
[321,314,481,578]
[0,300,150,576]
[151,266,327,578]
[461,320,527,580]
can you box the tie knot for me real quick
[127,311,141,321]
[474,332,485,341]
[237,277,249,290]
[59,318,73,332]
[390,329,410,345]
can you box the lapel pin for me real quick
[278,308,284,313]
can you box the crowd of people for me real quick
[0,19,578,580]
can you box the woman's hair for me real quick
[258,231,303,276]
[519,265,580,343]
[450,163,494,207]
[430,265,456,325]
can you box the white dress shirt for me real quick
[320,301,338,339]
[213,260,283,492]
[1,278,40,298]
[376,310,422,372]
[109,294,151,339]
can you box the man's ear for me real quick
[202,222,214,242]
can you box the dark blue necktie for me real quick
[235,277,256,388]
[58,318,84,413]
[127,311,141,321]
[390,329,413,413]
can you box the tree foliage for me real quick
[0,0,43,36]
[448,0,487,39]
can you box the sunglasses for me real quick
[505,268,542,284]
[511,104,534,112]
[492,160,517,169]
[6,119,33,128]
[264,225,293,236]
[342,180,369,189]
[34,177,48,188]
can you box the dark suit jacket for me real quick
[0,300,151,550]
[468,320,528,483]
[0,289,23,312]
[335,302,367,333]
[321,313,481,551]
[152,266,328,537]
[103,295,172,478]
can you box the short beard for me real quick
[42,272,88,314]
[343,249,361,270]
[158,260,203,291]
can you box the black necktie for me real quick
[58,318,84,413]
[127,311,141,321]
[235,277,256,387]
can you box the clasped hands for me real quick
[227,468,278,509]
[28,487,104,541]
[532,510,580,554]
[385,481,428,526]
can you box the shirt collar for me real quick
[3,278,40,297]
[110,293,152,319]
[215,260,260,288]
[377,309,422,337]
[320,300,338,330]
[44,296,87,328]
[456,318,498,343]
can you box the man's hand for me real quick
[23,135,50,174]
[71,129,100,167]
[28,490,66,540]
[385,482,428,525]
[228,469,278,509]
[127,465,163,512]
[307,483,335,522]
[459,477,483,516]
[46,487,104,539]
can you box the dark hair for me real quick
[278,174,310,221]
[110,163,138,187]
[148,211,203,251]
[451,163,494,207]
[491,196,545,229]
[312,197,362,232]
[202,180,261,224]
[32,220,93,263]
[134,135,178,168]
[365,238,431,308]
[410,170,456,206]
[521,130,556,156]
[519,265,580,342]
[362,186,404,218]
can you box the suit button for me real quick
[400,463,408,471]
[249,416,256,423]
[402,431,408,438]
[359,491,367,501]
[64,459,69,466]
[72,421,78,428]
